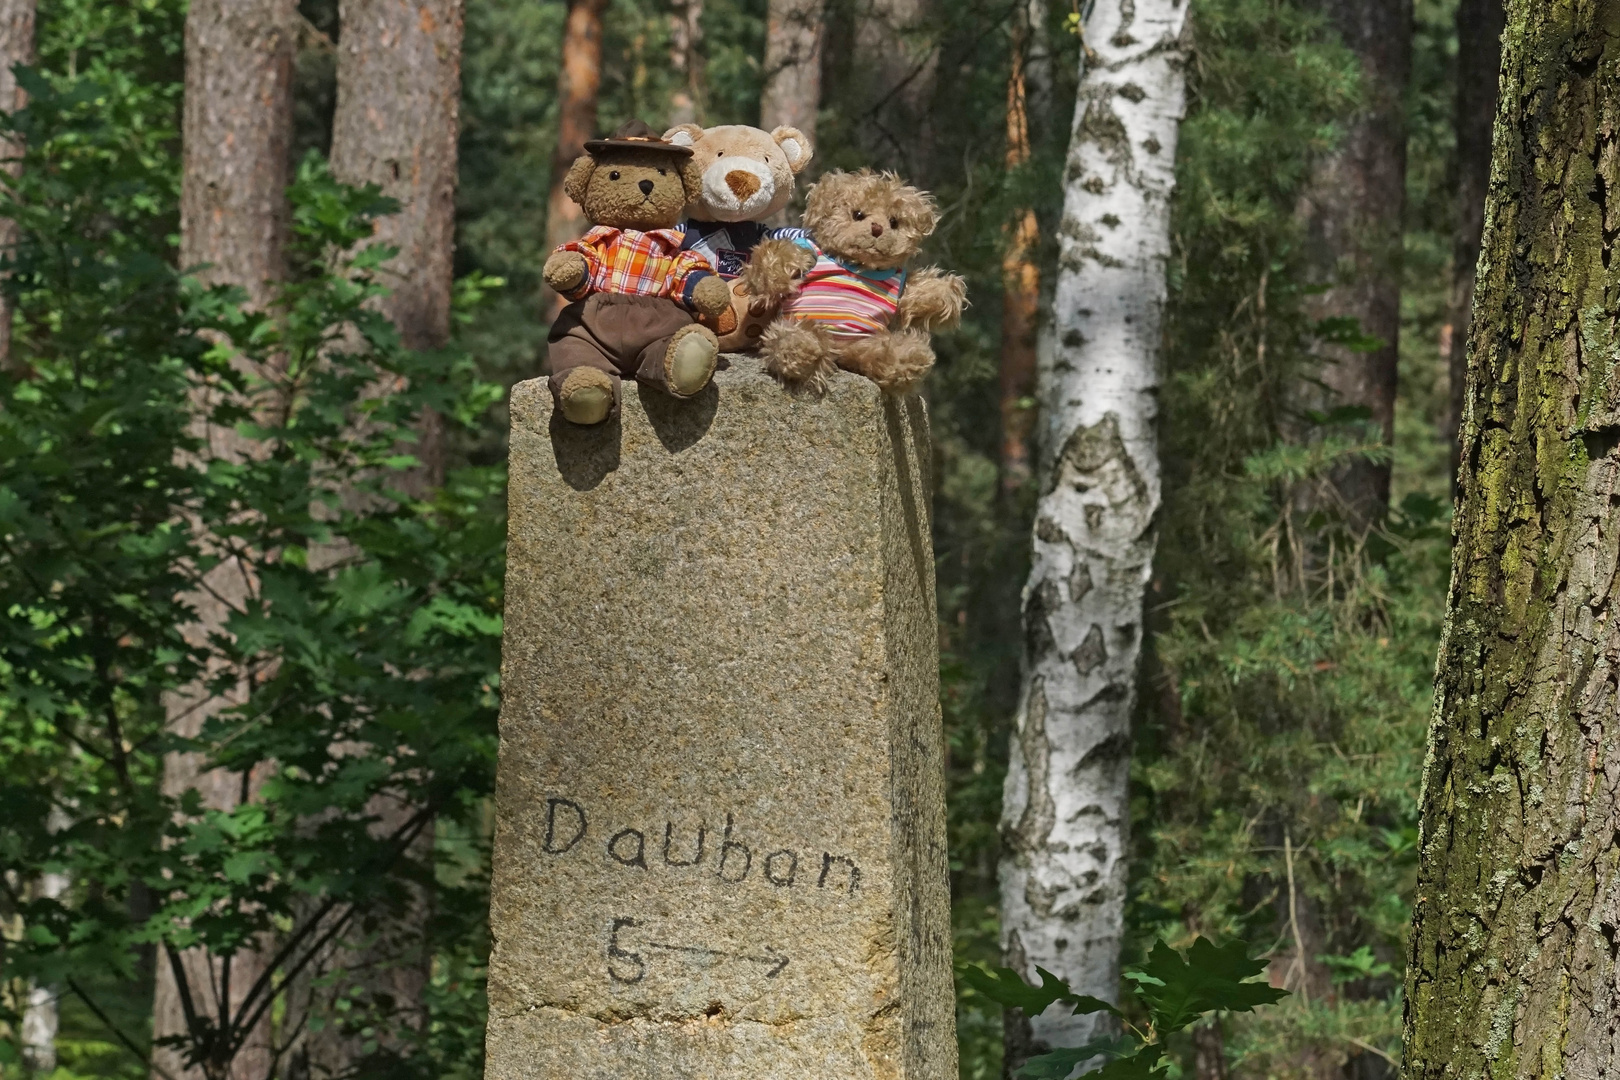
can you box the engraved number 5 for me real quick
[608,916,646,984]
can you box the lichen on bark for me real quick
[1403,2,1620,1074]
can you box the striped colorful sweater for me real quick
[778,237,907,337]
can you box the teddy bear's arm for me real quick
[670,250,733,317]
[739,238,818,308]
[895,267,968,332]
[543,250,591,297]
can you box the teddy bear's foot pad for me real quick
[665,325,720,397]
[556,367,618,426]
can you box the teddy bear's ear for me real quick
[770,126,813,175]
[663,124,704,148]
[562,155,595,205]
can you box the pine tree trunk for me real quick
[279,3,461,1074]
[0,0,33,370]
[1404,4,1620,1072]
[152,2,296,1078]
[331,0,460,492]
[760,0,823,141]
[1000,7,1039,493]
[851,0,936,178]
[1295,0,1411,527]
[1442,0,1503,489]
[543,0,606,321]
[998,0,1186,1067]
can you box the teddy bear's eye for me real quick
[609,170,621,181]
[658,168,667,176]
[889,216,898,229]
[717,151,724,156]
[852,210,866,221]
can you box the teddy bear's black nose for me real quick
[870,221,884,237]
[639,179,655,196]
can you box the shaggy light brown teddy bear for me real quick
[542,120,734,426]
[761,169,967,395]
[663,122,818,350]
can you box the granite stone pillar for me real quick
[484,357,956,1079]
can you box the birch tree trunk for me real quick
[1441,0,1503,489]
[152,1,297,1078]
[1404,4,1620,1072]
[279,2,461,1074]
[543,0,606,321]
[0,0,33,370]
[998,0,1186,1066]
[760,0,823,142]
[1295,0,1411,528]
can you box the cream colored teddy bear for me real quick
[663,123,818,350]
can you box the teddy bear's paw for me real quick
[740,239,818,306]
[543,250,589,296]
[691,274,734,318]
[664,324,720,398]
[556,367,618,425]
[838,329,936,395]
[761,320,836,396]
[896,267,968,331]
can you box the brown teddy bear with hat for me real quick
[542,119,735,426]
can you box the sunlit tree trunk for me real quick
[1441,0,1503,490]
[998,0,1186,1068]
[1000,4,1039,493]
[1404,4,1620,1072]
[280,1,461,1073]
[152,1,297,1078]
[543,0,606,321]
[760,0,823,141]
[667,0,704,127]
[1295,0,1411,528]
[0,0,33,369]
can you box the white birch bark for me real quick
[998,0,1187,1057]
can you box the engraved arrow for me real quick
[644,939,790,978]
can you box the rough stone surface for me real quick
[485,357,956,1079]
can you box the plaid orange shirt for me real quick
[557,226,715,306]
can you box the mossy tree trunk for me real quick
[1404,3,1620,1072]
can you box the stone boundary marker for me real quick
[485,357,957,1079]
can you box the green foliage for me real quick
[0,17,504,1071]
[1131,0,1458,1071]
[966,937,1287,1079]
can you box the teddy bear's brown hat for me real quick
[583,119,693,158]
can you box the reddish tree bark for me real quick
[153,1,298,1078]
[543,0,607,320]
[1000,9,1039,492]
